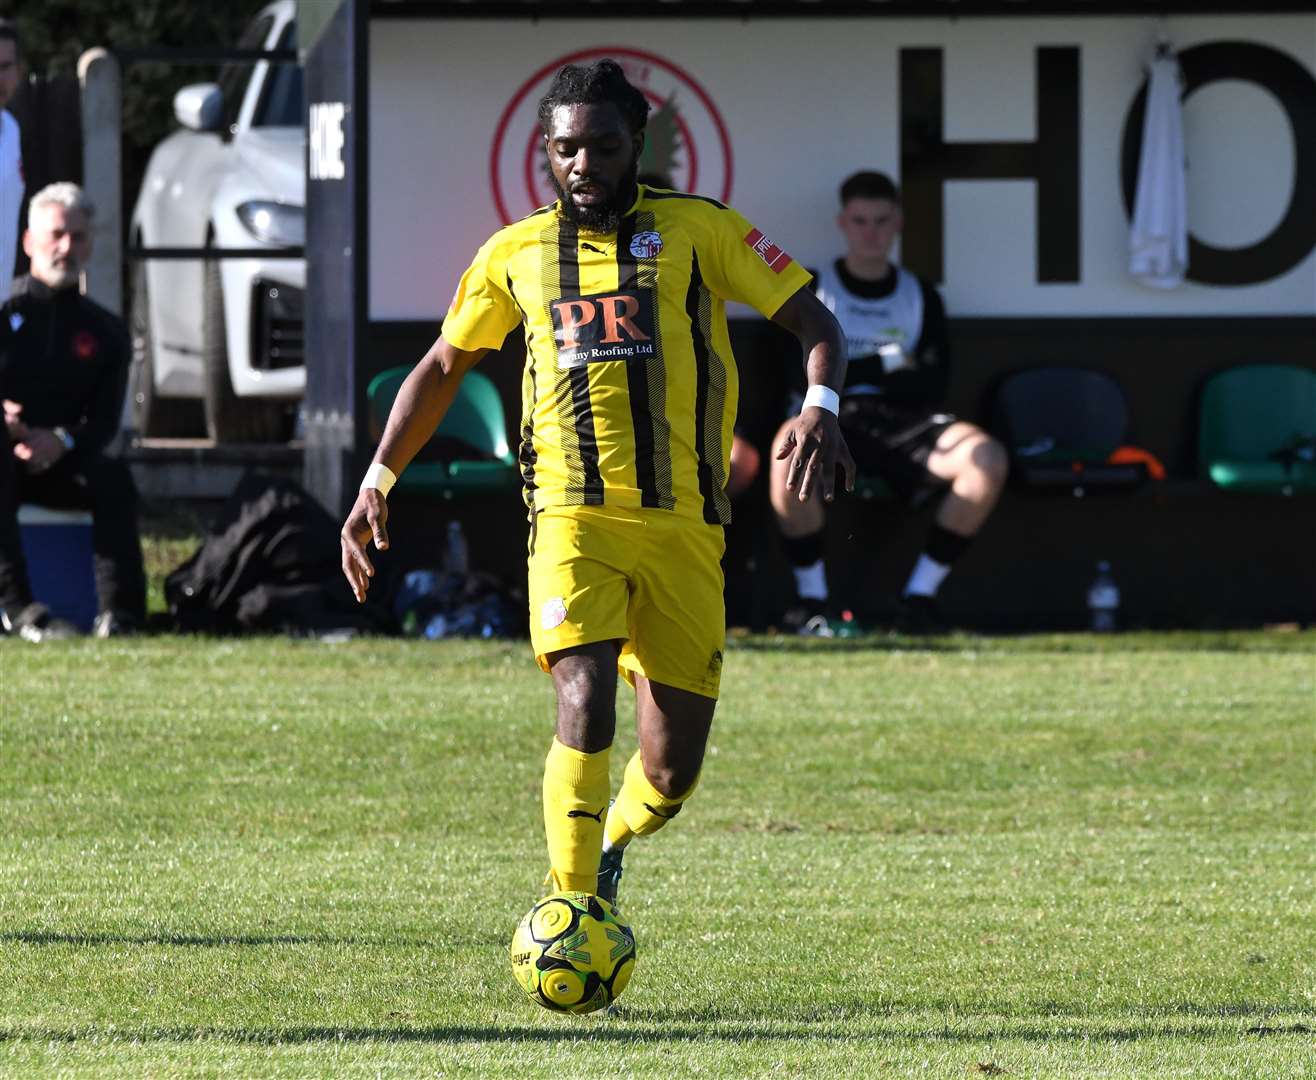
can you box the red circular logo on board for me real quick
[490,47,734,226]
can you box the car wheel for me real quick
[130,260,204,438]
[202,258,287,443]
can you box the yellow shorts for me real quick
[527,506,726,699]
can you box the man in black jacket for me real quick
[0,182,144,640]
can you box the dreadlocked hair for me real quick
[537,59,650,135]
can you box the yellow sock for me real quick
[605,750,699,850]
[542,738,611,894]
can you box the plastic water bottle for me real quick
[445,520,469,576]
[1087,560,1120,632]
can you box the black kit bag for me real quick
[165,471,394,635]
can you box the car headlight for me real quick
[236,201,305,246]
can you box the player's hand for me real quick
[340,488,390,603]
[3,400,27,443]
[13,428,67,473]
[777,406,856,503]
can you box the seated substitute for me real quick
[771,171,1007,634]
[0,182,145,640]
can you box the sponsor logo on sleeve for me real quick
[744,228,794,273]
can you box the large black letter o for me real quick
[1121,41,1316,286]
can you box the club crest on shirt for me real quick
[8,313,22,332]
[629,231,663,259]
[72,330,99,361]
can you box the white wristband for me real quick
[803,385,840,416]
[360,462,397,498]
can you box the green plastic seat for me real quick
[1207,460,1316,491]
[366,366,520,499]
[1199,365,1316,495]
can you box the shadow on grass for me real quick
[1,930,438,949]
[628,1000,1316,1021]
[1149,1002,1315,1020]
[2,1010,1311,1047]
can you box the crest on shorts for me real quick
[629,231,663,259]
[541,597,568,630]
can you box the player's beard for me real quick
[551,156,639,233]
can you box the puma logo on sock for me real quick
[567,807,604,823]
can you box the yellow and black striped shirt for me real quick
[442,185,810,525]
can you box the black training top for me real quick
[0,275,131,455]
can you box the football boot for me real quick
[596,846,625,909]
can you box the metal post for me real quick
[303,0,366,515]
[77,47,122,315]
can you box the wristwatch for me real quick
[52,426,76,452]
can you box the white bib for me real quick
[814,262,924,382]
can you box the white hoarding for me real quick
[369,15,1316,320]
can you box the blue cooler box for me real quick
[17,505,97,632]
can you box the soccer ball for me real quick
[509,891,636,1014]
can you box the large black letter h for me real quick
[900,47,1080,283]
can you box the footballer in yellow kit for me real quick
[341,59,852,908]
[443,171,813,697]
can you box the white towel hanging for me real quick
[1129,48,1188,289]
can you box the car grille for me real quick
[251,280,304,371]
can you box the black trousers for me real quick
[0,436,147,621]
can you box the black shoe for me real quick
[897,594,951,635]
[597,846,625,909]
[93,611,141,638]
[1,602,81,642]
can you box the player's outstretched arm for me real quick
[769,286,856,504]
[340,337,487,602]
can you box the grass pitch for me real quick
[1,632,1312,1078]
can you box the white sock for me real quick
[904,555,950,598]
[793,560,827,603]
